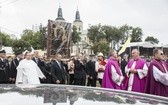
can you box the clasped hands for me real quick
[129,68,137,74]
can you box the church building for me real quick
[55,6,92,57]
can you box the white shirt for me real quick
[125,61,148,91]
[125,61,148,79]
[68,60,74,74]
[111,65,124,86]
[95,61,105,79]
[153,65,168,86]
[16,59,45,84]
[56,60,62,69]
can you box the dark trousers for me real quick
[60,79,65,84]
[69,74,74,85]
[87,77,97,87]
[98,79,102,86]
[40,78,45,83]
[9,80,15,84]
[74,77,86,86]
[0,81,8,84]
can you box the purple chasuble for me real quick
[102,57,123,89]
[145,59,168,97]
[123,58,146,93]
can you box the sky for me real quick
[0,0,168,44]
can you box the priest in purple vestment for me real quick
[145,49,168,97]
[124,49,148,93]
[102,49,124,89]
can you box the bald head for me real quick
[109,49,117,58]
[131,49,140,59]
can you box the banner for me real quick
[118,37,131,55]
[47,20,71,57]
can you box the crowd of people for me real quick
[102,48,168,97]
[0,48,167,97]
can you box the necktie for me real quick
[58,61,62,69]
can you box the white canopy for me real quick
[4,47,13,54]
[163,44,168,48]
[127,42,157,48]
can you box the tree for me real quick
[0,32,13,46]
[12,39,31,53]
[31,24,47,50]
[71,25,81,44]
[131,27,143,42]
[87,24,124,54]
[21,29,35,47]
[119,25,143,43]
[145,36,159,44]
[119,24,132,44]
[102,25,123,43]
[21,24,47,50]
[92,38,109,56]
[87,24,102,43]
[87,24,109,54]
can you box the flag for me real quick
[118,37,131,55]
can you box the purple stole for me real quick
[124,58,146,93]
[102,57,123,89]
[145,59,168,97]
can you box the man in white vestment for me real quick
[16,51,45,84]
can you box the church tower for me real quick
[55,5,65,22]
[73,9,83,32]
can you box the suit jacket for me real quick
[74,60,86,79]
[86,60,97,78]
[50,60,66,84]
[121,59,128,76]
[32,57,44,68]
[32,57,46,74]
[10,58,20,78]
[0,58,10,82]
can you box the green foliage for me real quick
[119,24,132,43]
[20,24,47,50]
[0,23,145,56]
[71,25,81,44]
[145,36,159,44]
[21,29,34,46]
[0,24,46,53]
[87,24,144,54]
[0,32,13,46]
[119,24,143,43]
[131,27,143,42]
[12,39,31,53]
[39,24,47,49]
[92,39,109,56]
[87,24,102,43]
[87,24,110,55]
